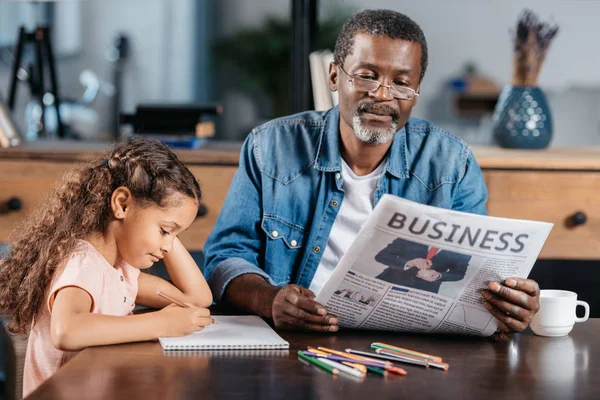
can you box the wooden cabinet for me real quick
[178,166,237,250]
[2,142,600,259]
[0,160,73,243]
[474,147,600,260]
[0,141,240,251]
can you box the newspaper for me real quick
[315,194,553,336]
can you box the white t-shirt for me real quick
[308,158,387,296]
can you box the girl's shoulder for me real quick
[58,240,111,275]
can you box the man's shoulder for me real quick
[402,118,475,188]
[254,110,328,131]
[249,109,333,183]
[405,117,470,152]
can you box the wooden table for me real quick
[27,320,599,400]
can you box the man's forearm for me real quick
[223,274,280,319]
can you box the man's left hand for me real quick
[417,269,441,282]
[482,278,540,333]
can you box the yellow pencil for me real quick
[343,361,367,374]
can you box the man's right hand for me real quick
[272,285,339,332]
[224,274,339,332]
[405,258,432,270]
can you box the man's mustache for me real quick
[356,102,399,121]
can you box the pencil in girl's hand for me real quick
[156,290,217,324]
[157,290,191,308]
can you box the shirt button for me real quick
[120,276,124,282]
[124,297,126,303]
[331,200,338,207]
[314,246,321,253]
[290,240,298,247]
[272,231,279,238]
[335,173,341,180]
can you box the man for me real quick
[374,239,470,294]
[204,9,540,334]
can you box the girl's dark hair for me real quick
[0,138,201,334]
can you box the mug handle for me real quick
[575,301,590,323]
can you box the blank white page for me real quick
[158,315,289,351]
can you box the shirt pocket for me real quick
[261,215,305,250]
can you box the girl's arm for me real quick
[50,286,212,351]
[136,237,213,309]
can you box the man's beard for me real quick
[352,101,400,145]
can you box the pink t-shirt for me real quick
[23,240,140,397]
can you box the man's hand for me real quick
[416,269,441,282]
[272,285,339,332]
[405,258,432,270]
[482,278,541,333]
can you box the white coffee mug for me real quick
[530,290,590,337]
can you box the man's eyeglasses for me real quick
[337,65,419,100]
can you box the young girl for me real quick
[0,138,213,397]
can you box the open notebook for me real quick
[158,315,289,351]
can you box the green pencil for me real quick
[297,351,339,375]
[366,366,388,377]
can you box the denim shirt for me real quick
[203,107,488,301]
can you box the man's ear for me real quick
[111,186,133,219]
[328,63,338,92]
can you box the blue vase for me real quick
[492,85,553,149]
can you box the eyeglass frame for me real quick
[336,64,420,100]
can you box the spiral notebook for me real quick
[158,315,289,351]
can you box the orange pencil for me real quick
[372,342,442,362]
[386,365,408,376]
[307,347,330,356]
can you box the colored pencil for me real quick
[297,351,338,375]
[366,366,389,376]
[157,290,217,324]
[343,362,367,374]
[306,348,368,374]
[302,351,393,369]
[346,348,427,367]
[378,349,449,371]
[318,346,390,366]
[157,290,192,308]
[371,342,442,362]
[374,349,430,367]
[307,347,330,356]
[318,358,366,378]
[345,349,406,364]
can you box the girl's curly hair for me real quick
[0,138,201,334]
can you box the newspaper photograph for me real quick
[315,194,554,336]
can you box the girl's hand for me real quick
[156,304,213,337]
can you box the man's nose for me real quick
[370,80,394,101]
